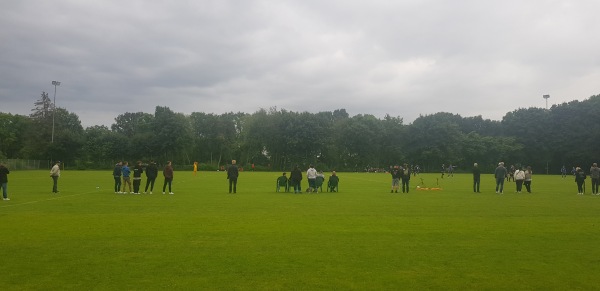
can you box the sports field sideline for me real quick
[1,170,599,290]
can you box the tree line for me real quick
[1,92,599,173]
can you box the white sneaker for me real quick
[3,198,9,201]
[162,192,165,194]
[150,192,153,194]
[169,192,174,195]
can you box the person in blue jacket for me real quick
[121,161,132,194]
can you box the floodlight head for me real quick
[52,81,61,86]
[543,94,550,99]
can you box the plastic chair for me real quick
[276,176,289,192]
[327,176,339,192]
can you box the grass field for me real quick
[1,170,600,290]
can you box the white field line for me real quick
[0,190,97,208]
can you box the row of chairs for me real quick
[276,175,339,192]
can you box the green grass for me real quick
[1,170,600,290]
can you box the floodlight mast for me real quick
[543,94,550,110]
[51,81,61,143]
[543,94,550,174]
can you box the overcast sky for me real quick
[2,0,599,128]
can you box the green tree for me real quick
[0,112,32,158]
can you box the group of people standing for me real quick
[282,164,338,193]
[471,162,533,194]
[574,163,600,195]
[390,164,411,193]
[112,160,173,194]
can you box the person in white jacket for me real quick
[306,165,317,193]
[50,161,61,193]
[514,166,525,193]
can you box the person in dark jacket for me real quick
[0,162,10,200]
[495,162,507,194]
[132,160,143,194]
[590,163,600,195]
[401,163,411,193]
[227,160,239,193]
[472,163,481,193]
[163,161,174,194]
[290,165,303,193]
[575,167,586,195]
[144,160,158,194]
[113,161,122,193]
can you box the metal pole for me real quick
[51,81,60,143]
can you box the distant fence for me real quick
[2,159,51,170]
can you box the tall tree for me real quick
[0,113,32,158]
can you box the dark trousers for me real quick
[524,180,531,193]
[495,178,504,193]
[401,179,410,193]
[516,180,524,192]
[145,177,156,192]
[229,177,238,193]
[52,176,59,193]
[291,181,301,193]
[114,177,121,192]
[163,178,172,193]
[592,178,599,194]
[473,178,480,192]
[133,178,141,193]
[577,181,585,193]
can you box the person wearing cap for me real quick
[0,162,10,200]
[472,163,481,193]
[494,162,507,194]
[50,161,61,193]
